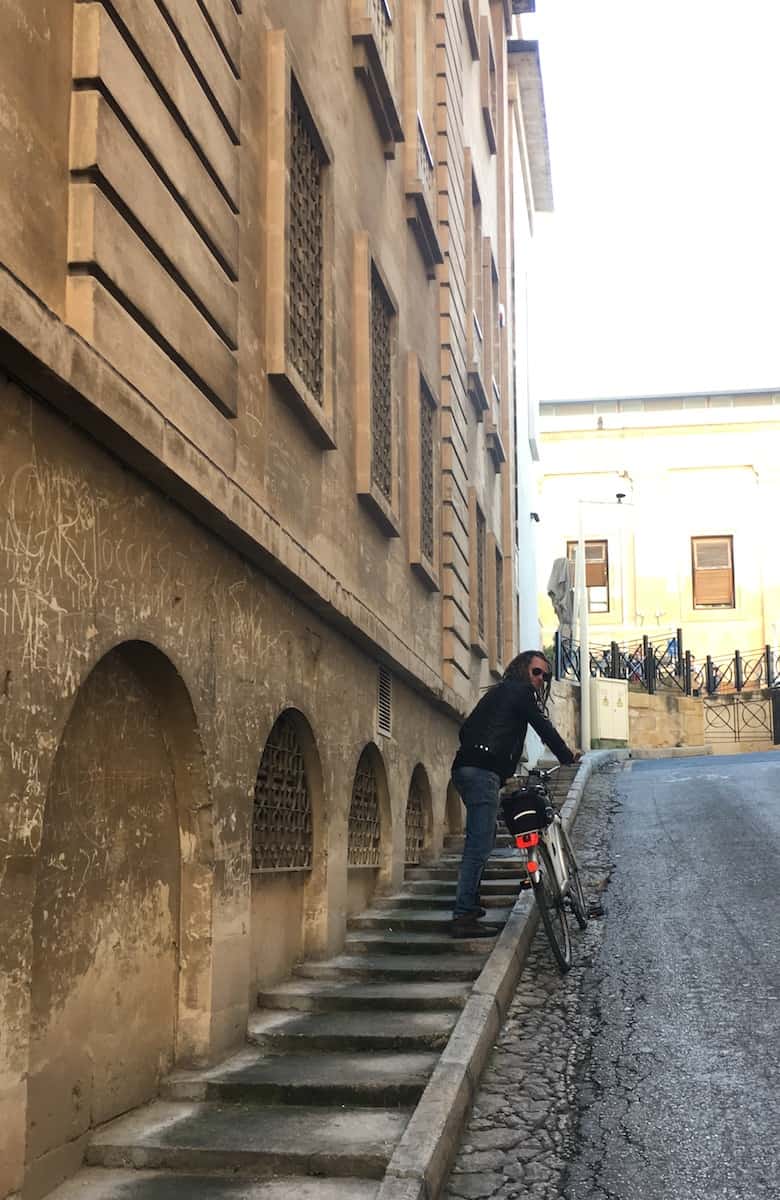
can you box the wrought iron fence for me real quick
[554,628,780,698]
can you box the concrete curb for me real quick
[629,744,713,759]
[376,749,630,1200]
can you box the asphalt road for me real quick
[567,752,780,1200]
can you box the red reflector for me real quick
[527,860,539,874]
[515,832,539,848]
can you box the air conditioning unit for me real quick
[589,677,629,746]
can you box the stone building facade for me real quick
[0,2,551,1196]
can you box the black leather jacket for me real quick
[451,679,575,783]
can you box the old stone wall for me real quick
[0,380,460,1198]
[628,691,705,749]
[0,1,539,1196]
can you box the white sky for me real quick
[522,0,780,402]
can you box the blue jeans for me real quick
[451,765,501,918]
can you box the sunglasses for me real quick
[531,668,552,682]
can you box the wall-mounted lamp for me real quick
[530,512,540,523]
[616,492,626,504]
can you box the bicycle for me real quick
[500,766,588,973]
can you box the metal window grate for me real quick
[476,507,486,641]
[377,665,392,737]
[289,80,324,402]
[370,265,393,501]
[252,713,312,871]
[348,749,382,866]
[405,776,426,864]
[495,547,504,665]
[420,377,435,563]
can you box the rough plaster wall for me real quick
[26,649,179,1180]
[0,380,461,1196]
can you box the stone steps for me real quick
[246,1008,457,1053]
[46,806,516,1200]
[256,979,470,1012]
[84,1100,409,1178]
[404,863,525,881]
[344,929,495,954]
[372,891,520,911]
[162,1047,436,1107]
[401,876,527,896]
[293,953,485,982]
[347,907,511,933]
[47,1170,379,1200]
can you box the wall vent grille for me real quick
[377,666,392,737]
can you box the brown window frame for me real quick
[691,535,735,609]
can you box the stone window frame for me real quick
[353,232,401,537]
[463,0,480,60]
[469,488,488,657]
[464,150,489,419]
[405,351,440,591]
[480,17,498,155]
[350,0,404,157]
[487,531,506,676]
[265,30,337,449]
[484,239,507,470]
[402,0,444,277]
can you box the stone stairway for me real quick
[46,829,529,1200]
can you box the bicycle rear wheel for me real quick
[560,825,588,930]
[533,843,572,973]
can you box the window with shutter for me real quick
[692,536,734,608]
[567,539,609,613]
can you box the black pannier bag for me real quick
[500,784,554,839]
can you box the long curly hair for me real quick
[502,650,552,712]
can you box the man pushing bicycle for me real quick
[449,649,581,938]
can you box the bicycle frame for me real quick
[515,813,571,898]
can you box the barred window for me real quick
[420,376,435,563]
[476,506,486,641]
[370,265,394,501]
[252,713,312,871]
[405,774,427,865]
[495,548,504,665]
[348,748,382,866]
[289,80,325,402]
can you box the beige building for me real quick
[537,389,780,662]
[0,2,551,1197]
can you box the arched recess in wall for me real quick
[405,763,434,867]
[26,640,213,1185]
[250,708,325,991]
[346,742,393,916]
[444,779,464,836]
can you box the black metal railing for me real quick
[554,628,780,698]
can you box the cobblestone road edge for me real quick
[376,750,632,1200]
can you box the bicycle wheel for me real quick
[560,825,588,930]
[532,843,572,973]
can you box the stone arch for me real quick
[25,641,213,1190]
[405,763,434,866]
[444,779,464,836]
[250,708,325,991]
[346,742,393,915]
